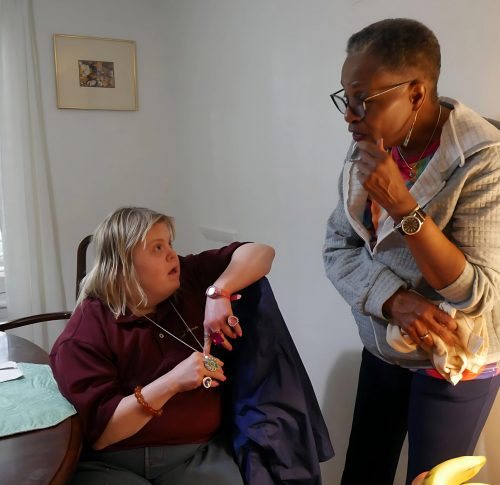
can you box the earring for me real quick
[403,110,419,147]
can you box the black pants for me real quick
[341,348,499,485]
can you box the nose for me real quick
[166,246,177,260]
[344,104,362,124]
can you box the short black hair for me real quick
[347,18,441,95]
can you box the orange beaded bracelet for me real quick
[133,386,163,417]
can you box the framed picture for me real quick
[53,34,138,110]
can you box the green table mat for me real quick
[0,363,76,437]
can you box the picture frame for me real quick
[53,34,138,110]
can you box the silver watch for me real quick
[394,206,426,236]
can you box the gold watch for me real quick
[394,205,426,236]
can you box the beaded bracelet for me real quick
[133,386,163,417]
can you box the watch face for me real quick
[401,216,421,235]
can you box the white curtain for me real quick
[0,0,66,350]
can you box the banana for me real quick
[423,456,487,485]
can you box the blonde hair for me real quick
[77,207,175,318]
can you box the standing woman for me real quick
[50,207,274,484]
[323,19,500,485]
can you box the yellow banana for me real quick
[423,456,487,485]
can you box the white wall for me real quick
[33,0,176,303]
[32,0,500,483]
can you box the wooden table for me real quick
[0,333,82,485]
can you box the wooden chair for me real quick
[0,235,92,332]
[75,235,92,300]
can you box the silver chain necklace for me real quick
[141,301,219,380]
[142,300,204,353]
[397,104,442,181]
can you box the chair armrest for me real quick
[0,312,72,331]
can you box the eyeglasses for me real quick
[330,80,413,119]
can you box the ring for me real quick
[203,355,219,372]
[202,376,212,389]
[419,332,430,340]
[211,331,224,346]
[227,315,239,327]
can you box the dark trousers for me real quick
[341,348,499,485]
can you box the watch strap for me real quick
[206,285,241,301]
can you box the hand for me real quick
[384,290,459,351]
[203,297,242,353]
[355,138,416,218]
[168,352,226,392]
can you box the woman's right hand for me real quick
[167,352,226,392]
[383,289,460,350]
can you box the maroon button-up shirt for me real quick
[50,242,243,450]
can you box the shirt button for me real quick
[159,333,165,339]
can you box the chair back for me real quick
[0,235,92,332]
[76,235,92,300]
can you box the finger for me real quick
[355,162,374,182]
[204,354,224,368]
[226,315,243,337]
[203,334,212,354]
[220,322,237,339]
[356,141,381,158]
[377,137,385,151]
[201,376,220,389]
[435,312,458,332]
[407,325,433,349]
[212,368,226,381]
[428,321,458,347]
[208,330,233,351]
[356,140,376,153]
[232,323,242,337]
[220,337,233,351]
[417,331,434,350]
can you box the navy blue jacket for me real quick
[221,278,334,484]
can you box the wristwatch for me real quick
[394,205,427,236]
[205,285,241,301]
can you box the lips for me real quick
[350,131,366,142]
[168,266,179,276]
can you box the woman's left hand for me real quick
[385,289,461,351]
[203,297,242,353]
[355,138,416,218]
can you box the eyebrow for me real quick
[146,237,170,247]
[341,80,365,88]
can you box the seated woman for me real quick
[50,206,275,484]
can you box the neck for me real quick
[400,103,446,157]
[134,305,156,316]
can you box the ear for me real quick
[409,82,426,111]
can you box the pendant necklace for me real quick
[141,301,219,374]
[398,104,442,182]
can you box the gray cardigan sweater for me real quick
[323,98,500,367]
